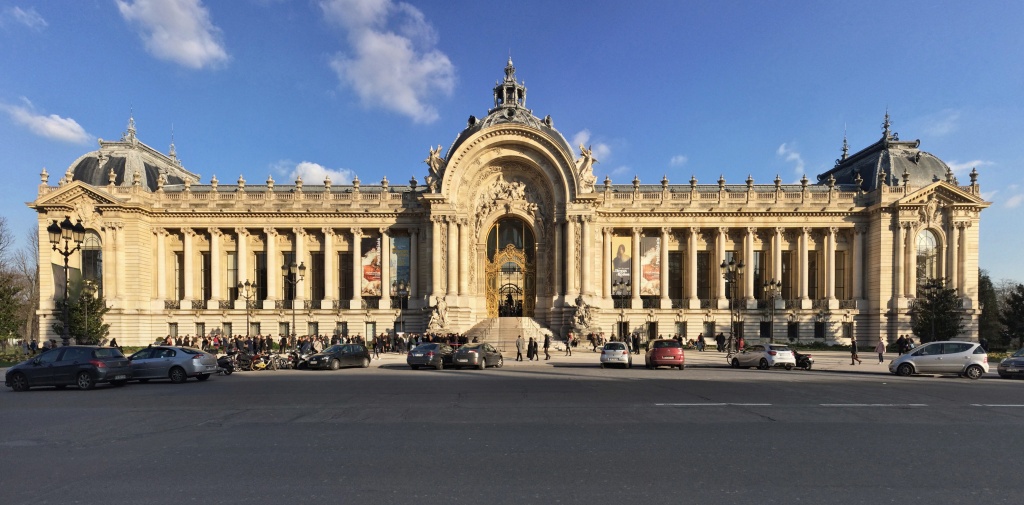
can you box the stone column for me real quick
[458,219,469,296]
[688,228,698,302]
[351,228,362,308]
[660,227,670,305]
[906,225,917,298]
[430,217,442,298]
[631,227,642,303]
[294,228,306,301]
[948,222,959,294]
[235,228,248,297]
[102,225,116,301]
[799,227,809,300]
[957,222,969,294]
[566,218,578,298]
[210,228,222,301]
[716,227,727,301]
[826,227,837,300]
[155,228,167,300]
[410,228,419,300]
[581,216,593,296]
[323,228,335,302]
[602,227,612,299]
[553,221,563,297]
[183,228,195,301]
[893,222,904,299]
[744,227,755,300]
[852,226,865,300]
[115,223,126,301]
[773,227,783,286]
[381,227,392,306]
[265,228,279,303]
[446,217,458,297]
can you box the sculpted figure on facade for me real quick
[424,145,445,192]
[572,294,596,331]
[427,295,449,332]
[576,144,598,194]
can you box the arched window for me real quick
[81,231,103,298]
[915,229,939,292]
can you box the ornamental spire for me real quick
[492,57,527,111]
[882,109,891,138]
[122,107,137,142]
[841,125,849,160]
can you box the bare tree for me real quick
[15,226,40,344]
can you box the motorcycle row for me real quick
[216,349,316,375]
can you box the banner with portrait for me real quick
[611,235,632,294]
[390,235,410,296]
[639,236,661,296]
[360,235,381,297]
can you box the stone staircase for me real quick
[465,317,552,353]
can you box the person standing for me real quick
[850,335,862,365]
[545,334,553,360]
[516,335,525,361]
[715,333,725,353]
[896,334,907,355]
[527,337,537,361]
[562,333,570,357]
[874,338,886,364]
[631,332,640,355]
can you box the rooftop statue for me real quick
[576,144,598,193]
[424,145,445,192]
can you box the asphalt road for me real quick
[2,360,1023,505]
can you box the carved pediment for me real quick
[34,181,119,207]
[898,181,985,206]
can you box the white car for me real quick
[730,344,796,370]
[889,341,989,379]
[600,342,632,368]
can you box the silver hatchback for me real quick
[889,341,989,379]
[129,346,220,383]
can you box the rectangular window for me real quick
[808,253,819,300]
[200,252,211,301]
[781,251,793,300]
[835,250,847,300]
[250,322,260,336]
[724,251,738,300]
[752,250,766,299]
[195,322,205,337]
[82,248,103,298]
[814,322,826,339]
[222,323,232,339]
[282,252,296,301]
[254,252,267,300]
[697,251,711,300]
[788,321,800,341]
[335,322,348,337]
[704,322,716,340]
[842,322,853,340]
[227,252,238,301]
[307,322,318,337]
[365,322,376,339]
[668,251,683,301]
[760,321,772,339]
[675,322,686,340]
[174,252,184,300]
[339,252,353,300]
[311,252,325,300]
[168,322,178,338]
[280,322,290,337]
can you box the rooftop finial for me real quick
[882,108,891,137]
[169,124,179,164]
[122,107,137,142]
[841,124,849,160]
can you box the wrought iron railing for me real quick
[191,300,206,310]
[699,299,714,309]
[219,300,234,310]
[304,300,321,310]
[362,298,380,309]
[612,297,630,309]
[164,300,180,310]
[839,299,857,309]
[641,297,659,309]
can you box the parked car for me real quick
[128,346,219,383]
[308,344,371,370]
[600,342,632,368]
[889,341,989,379]
[407,343,455,370]
[645,339,685,369]
[452,343,504,369]
[5,346,132,391]
[730,344,796,370]
[998,348,1024,379]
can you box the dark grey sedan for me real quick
[452,343,503,369]
[5,346,132,391]
[407,343,455,370]
[128,346,219,383]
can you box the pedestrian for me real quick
[715,333,725,352]
[850,335,862,365]
[516,335,525,361]
[545,334,552,360]
[527,337,536,361]
[697,333,705,352]
[874,338,886,364]
[562,333,570,357]
[896,334,906,355]
[631,332,640,355]
[737,335,745,351]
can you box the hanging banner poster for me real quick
[361,235,381,297]
[640,236,661,296]
[611,235,632,294]
[390,235,410,296]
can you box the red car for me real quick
[645,339,685,370]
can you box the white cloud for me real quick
[919,109,961,137]
[610,166,630,177]
[273,160,355,185]
[980,190,997,201]
[321,0,455,123]
[669,155,688,167]
[2,6,47,30]
[946,159,993,176]
[1004,194,1024,209]
[1,99,92,145]
[776,143,805,175]
[571,129,611,161]
[116,0,228,69]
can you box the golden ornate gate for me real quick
[485,244,535,318]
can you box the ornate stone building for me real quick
[29,60,989,347]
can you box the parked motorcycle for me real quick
[793,350,814,370]
[216,354,235,375]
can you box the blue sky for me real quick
[1,0,1022,282]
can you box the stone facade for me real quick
[28,61,989,346]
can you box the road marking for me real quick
[971,404,1024,407]
[655,403,771,407]
[820,403,927,407]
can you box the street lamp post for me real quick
[238,280,258,337]
[47,216,86,346]
[282,261,306,338]
[395,280,409,333]
[720,258,745,353]
[765,278,782,344]
[82,280,97,344]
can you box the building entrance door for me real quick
[485,217,536,318]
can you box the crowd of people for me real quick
[154,331,476,357]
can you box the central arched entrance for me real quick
[485,217,536,317]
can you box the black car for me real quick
[407,343,455,370]
[5,346,133,391]
[307,344,371,370]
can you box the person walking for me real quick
[715,333,725,353]
[697,333,705,352]
[515,335,525,361]
[850,335,862,365]
[896,334,907,355]
[562,333,570,357]
[527,337,538,361]
[874,338,886,364]
[631,332,640,355]
[545,334,552,360]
